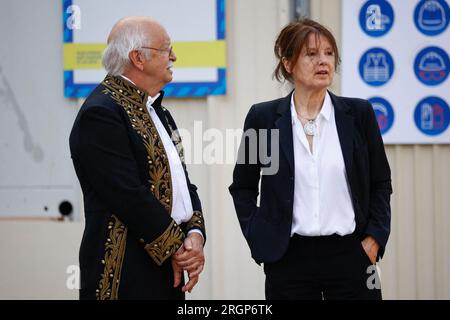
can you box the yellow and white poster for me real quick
[63,0,226,97]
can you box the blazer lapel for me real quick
[329,91,354,175]
[275,92,295,174]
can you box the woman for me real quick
[229,19,392,300]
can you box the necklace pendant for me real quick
[303,120,317,136]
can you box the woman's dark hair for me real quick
[274,18,341,83]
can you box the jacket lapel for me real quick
[329,91,354,175]
[151,91,172,135]
[275,92,295,174]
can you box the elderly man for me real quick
[69,16,205,300]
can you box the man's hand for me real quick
[361,235,379,265]
[173,232,205,293]
[172,246,185,289]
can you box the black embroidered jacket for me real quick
[69,75,205,299]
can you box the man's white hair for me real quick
[102,22,152,76]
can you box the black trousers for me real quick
[264,233,382,300]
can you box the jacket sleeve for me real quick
[160,107,206,242]
[184,176,206,242]
[363,101,393,260]
[77,106,184,266]
[229,105,262,239]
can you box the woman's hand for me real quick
[361,235,379,265]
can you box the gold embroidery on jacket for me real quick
[145,220,184,266]
[96,215,127,300]
[102,75,172,213]
[186,210,205,233]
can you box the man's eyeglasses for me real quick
[140,46,173,57]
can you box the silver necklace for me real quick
[303,119,317,136]
[298,115,318,136]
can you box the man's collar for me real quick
[103,74,147,105]
[120,74,135,85]
[147,93,161,109]
[119,74,165,107]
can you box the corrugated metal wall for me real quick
[382,145,450,299]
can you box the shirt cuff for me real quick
[187,228,204,239]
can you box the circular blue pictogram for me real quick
[369,97,395,134]
[414,0,450,36]
[414,46,449,86]
[414,96,450,136]
[359,47,395,86]
[359,0,395,37]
